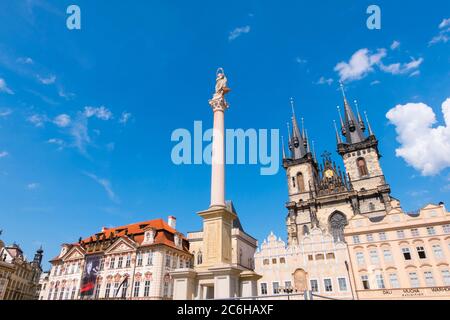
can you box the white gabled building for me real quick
[40,216,192,300]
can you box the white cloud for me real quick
[316,76,334,85]
[70,116,90,155]
[228,26,251,41]
[84,172,119,203]
[439,18,450,29]
[429,18,450,45]
[370,80,381,86]
[334,48,387,82]
[295,57,307,64]
[409,70,420,77]
[379,57,423,75]
[0,109,13,117]
[47,138,65,150]
[0,78,14,94]
[386,98,450,176]
[390,40,401,50]
[58,87,75,100]
[37,74,56,85]
[17,57,33,64]
[53,114,71,127]
[119,111,132,124]
[27,114,48,127]
[26,182,40,190]
[0,151,9,158]
[84,106,113,120]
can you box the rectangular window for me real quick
[367,234,374,242]
[272,282,279,294]
[117,256,123,269]
[353,235,360,244]
[137,253,143,267]
[369,250,379,264]
[441,270,450,286]
[163,281,169,297]
[99,258,104,271]
[126,254,131,268]
[310,279,319,292]
[105,283,111,298]
[389,273,400,289]
[443,224,450,234]
[424,271,435,287]
[427,227,436,235]
[338,278,347,291]
[165,254,171,268]
[121,282,128,298]
[432,244,444,259]
[71,287,76,300]
[285,281,292,289]
[324,279,333,292]
[402,248,412,260]
[397,230,405,239]
[47,289,52,300]
[260,283,268,295]
[376,274,385,289]
[109,257,115,269]
[144,281,151,297]
[379,232,387,241]
[361,275,370,290]
[383,249,393,262]
[409,272,420,288]
[114,283,119,298]
[416,246,427,259]
[133,282,140,297]
[411,229,420,237]
[94,283,101,299]
[356,252,365,266]
[147,251,153,266]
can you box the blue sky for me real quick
[0,0,449,270]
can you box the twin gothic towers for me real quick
[283,85,394,245]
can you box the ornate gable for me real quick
[104,237,137,255]
[62,246,85,262]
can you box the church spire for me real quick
[338,82,365,144]
[364,111,374,136]
[334,120,343,144]
[289,98,307,160]
[354,100,365,132]
[281,136,286,159]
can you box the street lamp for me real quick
[277,284,296,300]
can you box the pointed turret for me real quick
[339,82,366,144]
[289,98,307,160]
[354,100,365,132]
[333,120,343,144]
[364,111,374,136]
[281,136,286,159]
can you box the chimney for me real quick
[168,216,177,229]
[101,227,109,232]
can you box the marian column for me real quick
[209,68,230,208]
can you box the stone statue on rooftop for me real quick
[212,68,230,101]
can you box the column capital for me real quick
[209,98,229,112]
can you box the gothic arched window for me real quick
[302,225,309,235]
[329,212,348,242]
[357,157,369,177]
[197,250,203,265]
[296,172,305,192]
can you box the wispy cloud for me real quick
[37,74,56,85]
[0,109,13,117]
[316,76,334,85]
[0,151,9,158]
[119,111,132,124]
[295,57,307,64]
[84,106,113,120]
[26,182,40,190]
[27,114,48,127]
[379,57,423,75]
[17,57,34,64]
[0,78,14,94]
[53,114,71,127]
[228,25,251,41]
[83,172,119,203]
[390,40,401,50]
[429,17,450,45]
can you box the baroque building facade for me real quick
[254,229,355,300]
[0,237,43,300]
[39,216,192,300]
[345,203,450,300]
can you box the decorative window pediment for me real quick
[143,228,156,244]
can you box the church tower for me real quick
[282,98,319,245]
[335,83,392,215]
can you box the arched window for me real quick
[197,250,203,265]
[296,172,305,192]
[329,212,348,242]
[292,177,296,188]
[302,225,309,235]
[357,157,369,177]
